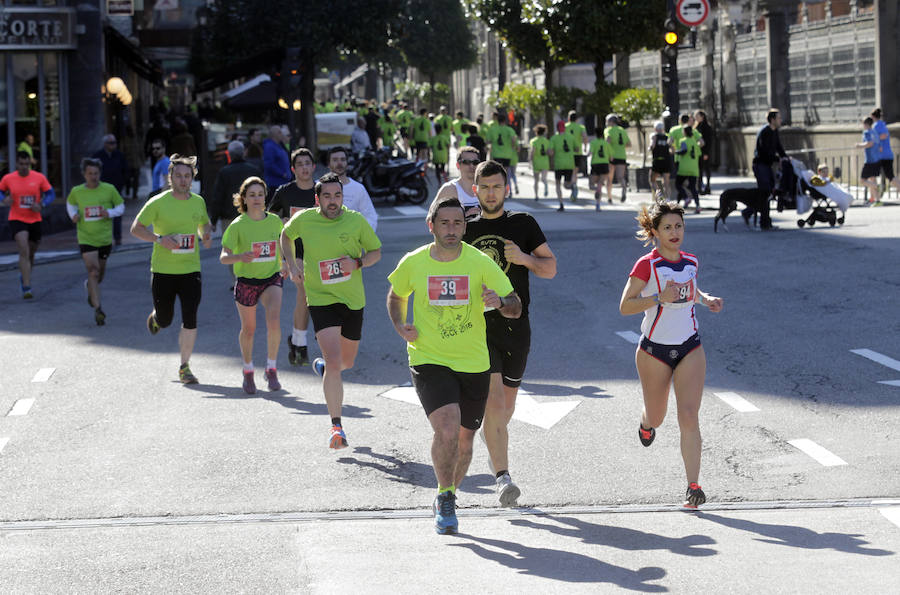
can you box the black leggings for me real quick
[151,272,202,330]
[676,175,699,207]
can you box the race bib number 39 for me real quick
[319,258,351,284]
[252,240,276,262]
[427,275,469,306]
[172,233,196,254]
[84,205,103,221]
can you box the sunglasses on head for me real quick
[458,159,479,166]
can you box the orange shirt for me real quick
[0,171,52,224]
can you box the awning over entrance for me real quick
[104,26,163,86]
[334,64,368,92]
[222,76,278,110]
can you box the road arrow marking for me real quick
[32,368,55,382]
[616,331,641,344]
[788,439,847,467]
[378,385,579,429]
[8,399,35,417]
[714,391,760,412]
[851,349,900,387]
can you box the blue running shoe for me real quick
[433,491,458,535]
[313,357,325,377]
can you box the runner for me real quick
[387,195,521,534]
[326,146,378,231]
[618,198,723,508]
[674,126,702,213]
[588,131,612,210]
[411,108,432,162]
[130,154,212,384]
[269,148,317,366]
[486,112,517,177]
[870,108,900,195]
[395,103,413,157]
[221,176,284,394]
[857,116,882,205]
[430,125,450,185]
[66,157,125,325]
[451,111,469,148]
[377,114,398,150]
[649,121,672,200]
[604,114,631,202]
[280,172,381,449]
[0,151,55,299]
[433,145,482,220]
[548,121,575,212]
[435,106,453,142]
[529,124,550,200]
[565,111,589,201]
[463,161,556,507]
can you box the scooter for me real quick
[349,148,428,205]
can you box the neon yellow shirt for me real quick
[605,126,629,160]
[488,125,517,160]
[430,135,449,164]
[412,116,431,143]
[589,138,611,165]
[222,212,284,279]
[530,137,550,171]
[136,191,210,274]
[549,133,575,170]
[66,182,123,247]
[388,242,514,372]
[435,114,452,137]
[565,122,586,148]
[283,206,381,309]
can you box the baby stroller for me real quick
[780,157,850,228]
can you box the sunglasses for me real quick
[152,146,163,151]
[458,159,479,166]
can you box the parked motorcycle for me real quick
[348,148,428,205]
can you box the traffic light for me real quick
[284,47,302,89]
[664,19,678,58]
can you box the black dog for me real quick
[714,187,768,232]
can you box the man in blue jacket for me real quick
[263,125,292,196]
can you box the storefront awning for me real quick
[104,26,163,86]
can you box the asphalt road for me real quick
[1,186,899,593]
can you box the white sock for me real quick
[243,362,253,372]
[266,359,277,370]
[292,328,307,346]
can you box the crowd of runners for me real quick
[1,102,727,535]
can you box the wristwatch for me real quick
[355,257,363,269]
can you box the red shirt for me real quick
[0,171,52,224]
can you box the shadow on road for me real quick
[448,534,668,592]
[696,512,894,556]
[519,381,611,399]
[183,383,374,419]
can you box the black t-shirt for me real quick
[268,182,316,219]
[651,133,670,163]
[463,210,547,317]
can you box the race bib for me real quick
[427,275,469,306]
[289,206,303,217]
[667,279,695,307]
[171,233,196,254]
[252,240,276,262]
[84,205,103,221]
[19,195,35,207]
[319,257,351,284]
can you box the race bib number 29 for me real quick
[319,258,351,284]
[252,240,276,262]
[427,275,469,306]
[171,233,196,254]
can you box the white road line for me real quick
[8,398,35,417]
[850,349,900,372]
[394,205,427,216]
[788,439,847,467]
[0,437,8,454]
[616,331,641,344]
[506,200,536,212]
[714,391,760,412]
[879,507,900,529]
[32,368,55,382]
[877,380,900,387]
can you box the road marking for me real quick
[505,200,536,212]
[0,437,8,454]
[788,439,847,467]
[880,507,900,529]
[714,391,760,412]
[850,349,900,372]
[32,368,55,383]
[8,398,35,417]
[0,251,78,266]
[616,330,641,344]
[877,380,900,387]
[379,385,579,429]
[393,205,427,216]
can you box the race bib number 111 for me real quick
[172,233,196,254]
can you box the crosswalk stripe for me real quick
[850,349,900,372]
[714,392,760,412]
[8,398,35,417]
[879,507,900,529]
[394,205,427,216]
[616,331,641,344]
[32,368,55,383]
[788,439,847,467]
[0,437,8,454]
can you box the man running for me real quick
[269,147,317,365]
[565,111,589,201]
[411,108,432,162]
[462,160,556,506]
[280,172,381,450]
[387,195,521,534]
[549,121,575,212]
[0,151,55,299]
[871,108,900,196]
[66,157,125,325]
[433,145,482,220]
[326,146,378,231]
[605,114,631,202]
[131,154,212,384]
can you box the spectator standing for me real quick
[351,118,372,154]
[168,119,197,157]
[263,125,292,193]
[245,128,264,170]
[92,134,129,245]
[746,108,786,230]
[212,141,262,237]
[150,140,171,197]
[365,106,381,148]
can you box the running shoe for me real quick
[496,472,521,507]
[683,482,706,508]
[620,193,627,203]
[242,371,256,395]
[694,207,702,214]
[287,336,299,366]
[22,286,33,299]
[556,205,565,212]
[639,425,656,447]
[595,201,601,212]
[264,368,281,391]
[433,490,458,535]
[543,184,548,197]
[147,311,160,335]
[297,345,309,366]
[313,357,325,377]
[179,363,199,385]
[329,425,348,450]
[94,307,106,326]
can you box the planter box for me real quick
[628,165,651,191]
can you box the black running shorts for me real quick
[410,364,490,430]
[79,244,112,260]
[151,272,202,330]
[879,159,895,181]
[8,220,42,242]
[554,169,572,182]
[486,315,531,388]
[639,333,702,370]
[861,162,881,179]
[308,303,364,340]
[590,163,610,176]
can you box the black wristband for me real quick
[355,257,363,269]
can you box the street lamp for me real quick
[106,76,125,96]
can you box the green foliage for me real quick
[395,81,450,106]
[487,83,546,117]
[611,88,665,166]
[398,0,478,79]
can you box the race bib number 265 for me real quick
[427,275,469,306]
[319,258,351,284]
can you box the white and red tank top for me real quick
[629,248,699,345]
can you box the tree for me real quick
[193,0,404,150]
[487,82,546,119]
[611,87,664,167]
[397,0,478,111]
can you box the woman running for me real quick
[619,199,723,507]
[220,177,285,394]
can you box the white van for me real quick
[316,111,357,151]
